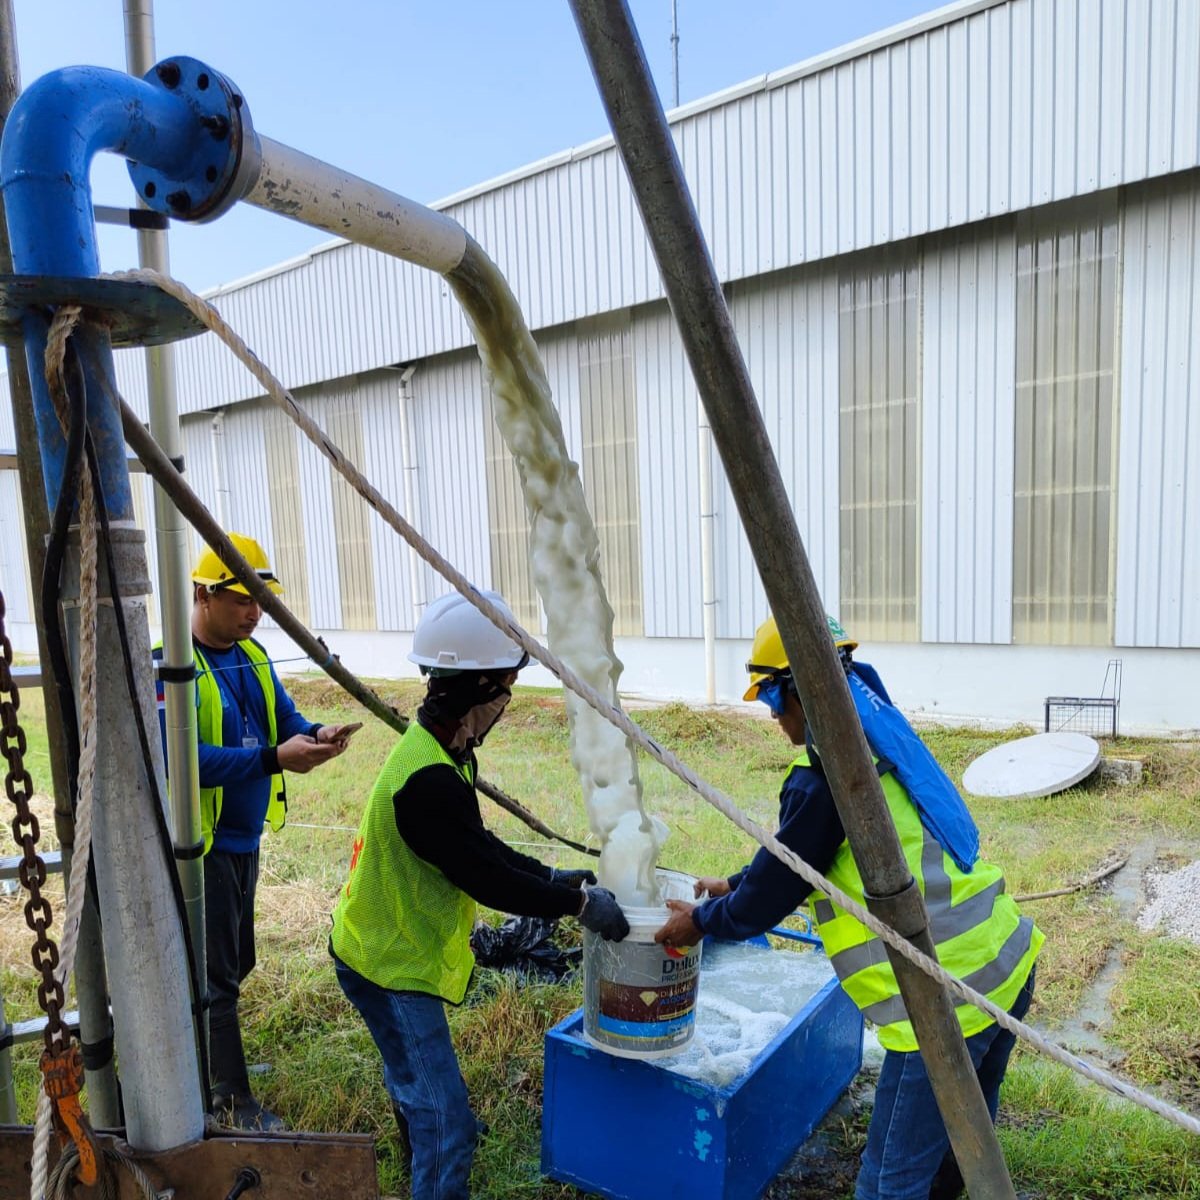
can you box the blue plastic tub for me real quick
[542,948,864,1200]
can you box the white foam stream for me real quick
[450,243,665,904]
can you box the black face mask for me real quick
[419,672,514,756]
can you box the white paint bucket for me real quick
[582,869,704,1059]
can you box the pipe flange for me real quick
[127,57,261,224]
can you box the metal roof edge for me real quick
[427,0,1007,209]
[198,0,1009,296]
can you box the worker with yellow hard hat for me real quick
[656,613,1042,1200]
[155,532,360,1132]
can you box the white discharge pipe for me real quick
[247,137,467,275]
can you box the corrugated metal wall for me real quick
[922,221,1017,644]
[837,246,922,643]
[632,303,702,639]
[0,378,32,623]
[410,351,493,611]
[629,266,839,643]
[1116,170,1200,647]
[723,267,841,639]
[354,372,415,634]
[0,468,31,625]
[179,413,221,565]
[110,0,1200,423]
[8,0,1200,668]
[578,311,643,637]
[1012,194,1120,646]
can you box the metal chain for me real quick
[0,588,68,1055]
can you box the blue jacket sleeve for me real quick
[269,662,320,742]
[693,765,846,942]
[197,739,275,787]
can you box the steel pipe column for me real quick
[122,0,207,1062]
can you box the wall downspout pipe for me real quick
[396,365,427,627]
[210,409,230,527]
[122,0,207,1090]
[697,400,716,703]
[567,2,1017,1198]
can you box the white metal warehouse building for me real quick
[2,0,1199,732]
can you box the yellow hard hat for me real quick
[743,613,857,701]
[192,532,283,596]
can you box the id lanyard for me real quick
[226,650,260,750]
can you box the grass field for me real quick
[3,679,1199,1198]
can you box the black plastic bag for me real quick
[470,915,581,983]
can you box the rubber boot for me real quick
[209,1015,286,1133]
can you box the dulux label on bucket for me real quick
[583,930,702,1056]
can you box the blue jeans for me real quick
[855,968,1036,1200]
[333,955,476,1200]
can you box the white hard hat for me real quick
[408,590,526,672]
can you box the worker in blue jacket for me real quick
[156,533,359,1130]
[656,615,1041,1200]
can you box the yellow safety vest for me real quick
[330,723,478,1002]
[799,750,1043,1052]
[193,639,286,855]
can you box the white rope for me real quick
[106,267,1200,1138]
[30,308,104,1199]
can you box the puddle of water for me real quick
[1052,837,1158,1058]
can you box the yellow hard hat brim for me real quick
[203,577,284,597]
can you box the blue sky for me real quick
[12,0,941,291]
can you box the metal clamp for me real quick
[40,1043,101,1187]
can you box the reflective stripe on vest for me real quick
[193,640,285,855]
[801,750,1042,1052]
[330,723,478,1003]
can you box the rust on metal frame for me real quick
[0,1125,379,1199]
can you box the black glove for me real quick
[578,887,630,942]
[551,867,597,889]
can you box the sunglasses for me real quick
[756,674,793,717]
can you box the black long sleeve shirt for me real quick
[392,759,583,919]
[693,761,847,940]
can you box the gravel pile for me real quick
[1136,860,1200,944]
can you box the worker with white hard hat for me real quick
[330,589,628,1199]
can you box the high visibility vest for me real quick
[192,639,286,855]
[800,750,1042,1052]
[330,723,478,1003]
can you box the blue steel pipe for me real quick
[0,63,245,515]
[0,66,209,277]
